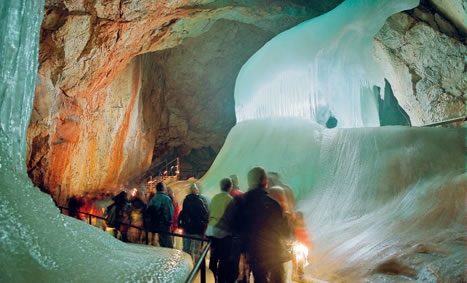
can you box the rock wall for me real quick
[27,56,154,203]
[375,0,466,125]
[28,0,343,201]
[27,0,466,201]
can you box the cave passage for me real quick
[0,0,465,282]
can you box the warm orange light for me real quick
[293,242,309,265]
[176,228,184,234]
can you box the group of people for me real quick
[66,167,311,283]
[101,184,181,245]
[205,167,311,283]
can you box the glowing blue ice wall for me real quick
[0,0,43,171]
[0,2,191,282]
[235,0,419,127]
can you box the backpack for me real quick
[104,203,118,228]
[143,205,160,232]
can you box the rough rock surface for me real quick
[375,4,466,125]
[28,0,343,202]
[27,0,465,204]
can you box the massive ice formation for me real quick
[201,0,466,281]
[0,1,191,282]
[235,0,419,127]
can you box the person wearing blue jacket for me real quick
[148,182,174,248]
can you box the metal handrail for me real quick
[421,116,466,127]
[185,240,211,283]
[58,206,210,283]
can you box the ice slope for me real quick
[0,1,191,282]
[200,118,465,280]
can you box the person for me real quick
[196,183,211,209]
[215,187,248,283]
[293,212,312,249]
[243,167,293,283]
[93,192,110,230]
[229,174,244,197]
[105,191,130,242]
[147,182,174,248]
[128,190,146,243]
[178,183,209,262]
[206,178,234,283]
[291,212,312,283]
[68,195,84,220]
[267,171,295,212]
[166,187,180,233]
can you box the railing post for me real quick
[88,215,92,225]
[146,231,149,245]
[200,251,206,283]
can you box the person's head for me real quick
[268,186,288,212]
[190,183,199,195]
[267,171,281,187]
[229,174,239,190]
[156,182,166,193]
[247,167,268,191]
[220,178,233,193]
[113,191,128,204]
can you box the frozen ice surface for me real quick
[201,0,465,280]
[200,118,466,280]
[0,1,191,282]
[234,0,419,127]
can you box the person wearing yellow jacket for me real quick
[206,178,233,283]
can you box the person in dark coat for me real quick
[68,195,84,220]
[219,167,293,283]
[245,167,293,283]
[111,191,130,242]
[147,182,174,248]
[178,183,209,262]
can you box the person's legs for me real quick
[192,236,203,263]
[227,236,242,283]
[158,226,174,248]
[120,231,128,242]
[209,237,220,278]
[250,261,268,283]
[183,237,193,256]
[217,236,232,283]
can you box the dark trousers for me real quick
[209,236,232,283]
[158,226,173,248]
[227,236,246,283]
[250,260,285,283]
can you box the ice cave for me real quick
[0,0,465,282]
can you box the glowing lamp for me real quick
[292,242,309,266]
